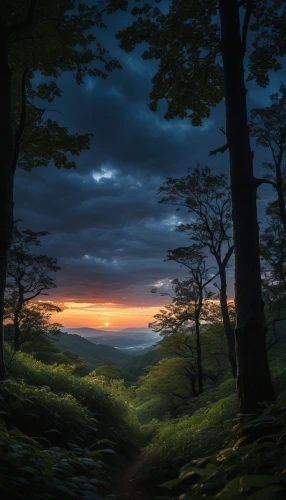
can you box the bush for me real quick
[142,378,237,481]
[162,392,286,499]
[0,423,113,499]
[8,351,141,454]
[0,380,98,447]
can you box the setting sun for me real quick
[105,322,109,326]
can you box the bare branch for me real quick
[254,177,277,189]
[209,142,229,156]
[222,245,234,268]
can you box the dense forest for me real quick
[1,0,286,499]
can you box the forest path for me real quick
[111,451,163,500]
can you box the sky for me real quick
[13,4,284,330]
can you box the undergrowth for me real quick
[0,349,142,498]
[0,422,113,499]
[160,392,286,499]
[150,335,286,499]
[142,379,237,481]
[8,350,141,453]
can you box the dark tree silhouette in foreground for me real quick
[116,0,283,411]
[0,0,126,378]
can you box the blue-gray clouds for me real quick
[13,10,283,311]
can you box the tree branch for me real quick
[22,289,48,302]
[222,245,234,268]
[204,270,220,288]
[209,142,229,156]
[254,177,277,189]
[8,0,37,36]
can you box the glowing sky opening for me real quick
[50,300,169,330]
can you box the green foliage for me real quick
[5,225,62,353]
[137,398,172,425]
[0,423,113,499]
[268,333,286,395]
[116,1,286,125]
[116,0,222,126]
[139,332,286,498]
[7,226,60,293]
[248,1,286,87]
[53,332,130,369]
[138,357,196,403]
[141,378,237,481]
[123,347,163,380]
[92,362,136,385]
[136,324,230,423]
[5,302,62,353]
[35,350,90,377]
[162,392,286,499]
[8,350,141,453]
[0,379,98,447]
[90,363,123,380]
[4,1,128,174]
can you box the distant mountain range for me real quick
[64,327,108,337]
[63,327,153,337]
[63,327,160,353]
[118,327,152,334]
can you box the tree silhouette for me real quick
[150,246,218,394]
[0,0,126,378]
[5,226,60,352]
[115,0,283,411]
[159,165,236,377]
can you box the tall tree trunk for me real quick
[0,19,15,381]
[219,0,274,412]
[275,163,286,232]
[219,265,237,377]
[195,318,203,394]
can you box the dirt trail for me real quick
[111,452,160,500]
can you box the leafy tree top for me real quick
[150,247,219,335]
[159,165,233,265]
[4,301,62,352]
[3,0,128,172]
[251,84,286,177]
[6,226,60,303]
[116,0,286,125]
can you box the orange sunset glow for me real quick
[48,297,229,330]
[50,301,168,329]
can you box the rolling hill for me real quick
[52,332,130,370]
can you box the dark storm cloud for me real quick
[13,14,285,311]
